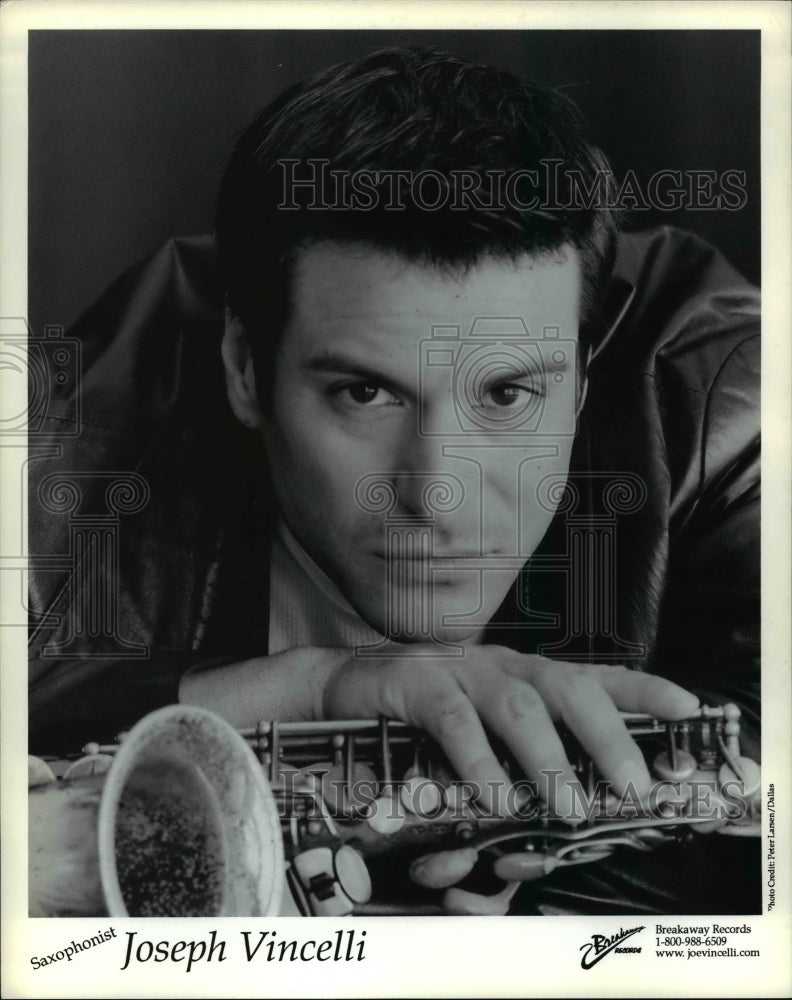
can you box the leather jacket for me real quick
[28,226,760,914]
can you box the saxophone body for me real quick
[29,704,760,918]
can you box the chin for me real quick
[367,616,485,647]
[352,578,504,647]
[428,624,485,646]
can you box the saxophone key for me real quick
[409,847,478,889]
[492,852,559,882]
[399,774,442,816]
[291,845,372,915]
[443,782,474,813]
[652,749,697,782]
[365,792,406,834]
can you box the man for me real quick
[29,47,760,914]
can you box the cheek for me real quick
[262,410,375,541]
[489,439,575,505]
[524,441,576,527]
[480,440,575,548]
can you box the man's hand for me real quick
[182,642,698,815]
[180,643,699,913]
[321,644,699,818]
[321,644,700,914]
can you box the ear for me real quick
[221,310,265,430]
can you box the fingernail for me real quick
[514,785,537,816]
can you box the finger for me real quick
[549,674,654,798]
[510,657,698,796]
[406,680,513,816]
[461,673,584,821]
[329,654,515,815]
[410,848,478,889]
[592,665,700,719]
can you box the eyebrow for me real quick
[303,352,389,379]
[303,351,413,396]
[303,346,572,383]
[480,355,572,378]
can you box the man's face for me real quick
[239,241,581,643]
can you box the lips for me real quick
[374,552,496,560]
[372,551,527,572]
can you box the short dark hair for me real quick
[216,46,620,381]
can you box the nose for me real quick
[390,412,472,522]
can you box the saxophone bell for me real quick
[28,705,284,918]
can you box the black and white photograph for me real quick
[2,2,790,997]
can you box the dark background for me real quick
[29,30,760,335]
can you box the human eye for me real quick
[333,381,403,409]
[480,380,543,410]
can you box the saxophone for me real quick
[28,703,760,918]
